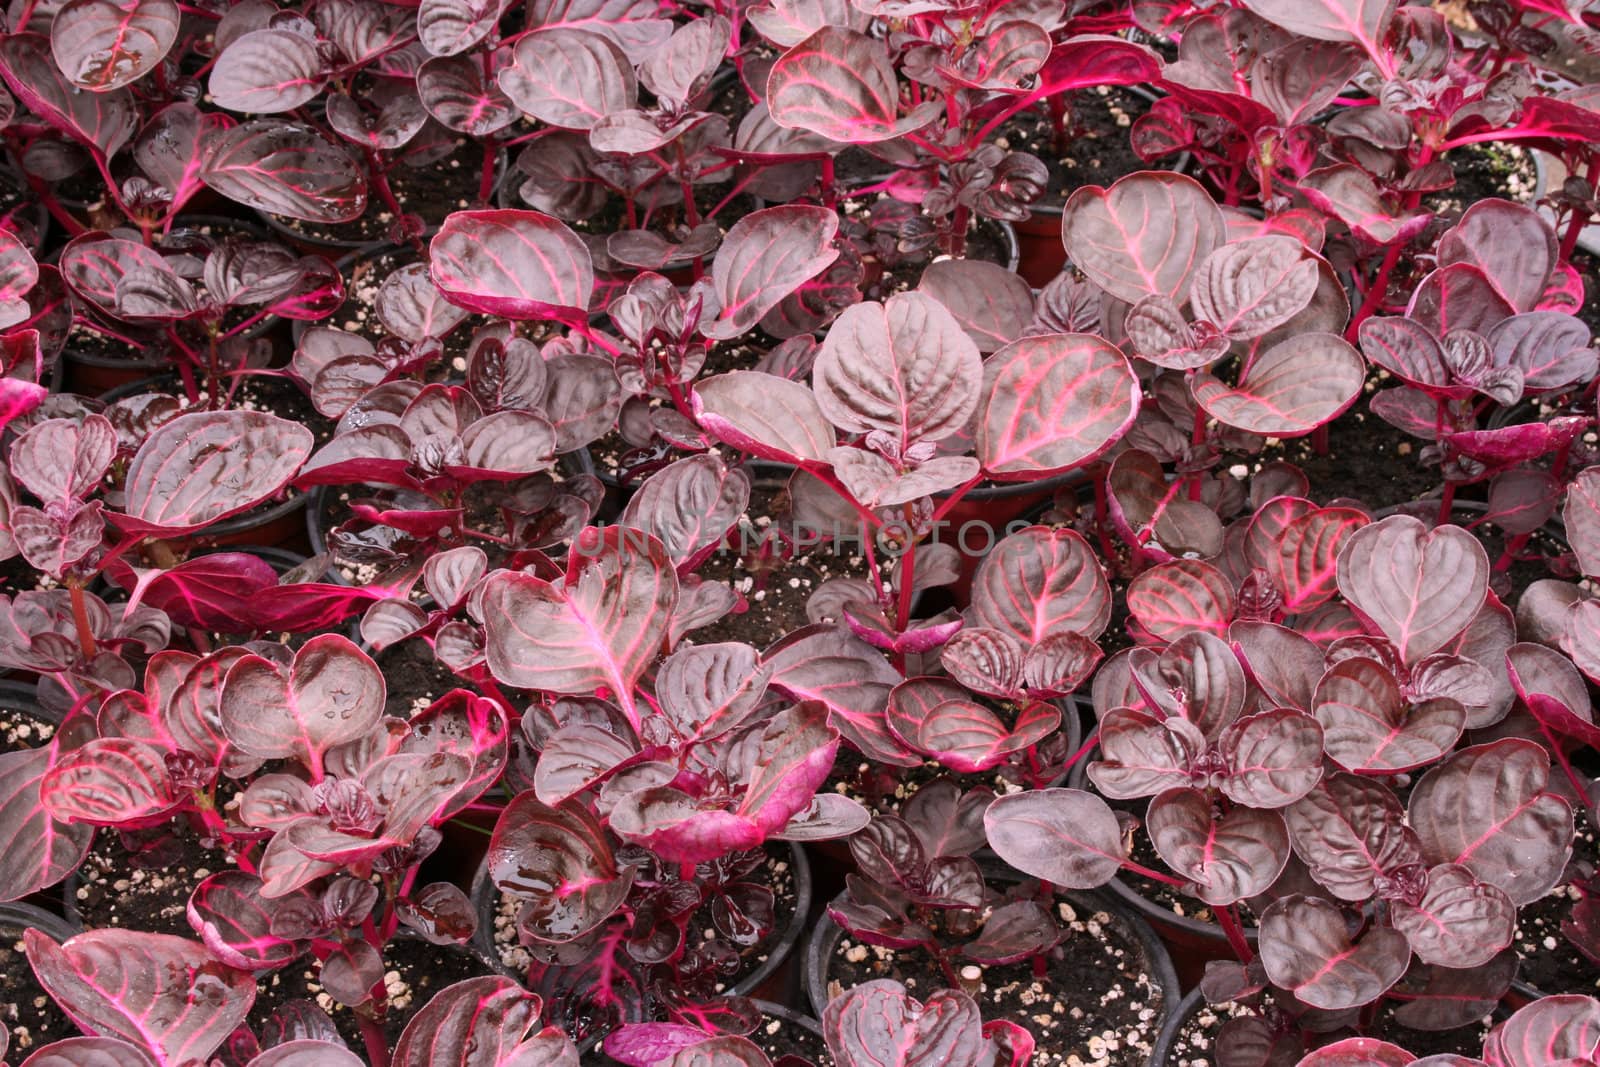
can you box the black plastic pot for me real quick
[0,901,79,946]
[259,147,509,256]
[803,881,1180,1064]
[470,840,813,1003]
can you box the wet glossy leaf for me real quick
[24,928,255,1064]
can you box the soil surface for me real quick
[267,140,489,246]
[1164,993,1493,1065]
[1514,808,1600,995]
[248,936,493,1052]
[316,246,497,361]
[824,894,1167,1066]
[70,827,227,938]
[0,921,75,1062]
[997,86,1157,206]
[0,703,54,755]
[1428,141,1541,216]
[685,480,876,649]
[375,640,466,720]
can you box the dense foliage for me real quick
[3,0,1600,1062]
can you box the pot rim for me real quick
[469,838,814,999]
[802,879,1181,1065]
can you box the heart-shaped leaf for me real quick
[821,980,996,1067]
[25,928,255,1064]
[393,976,560,1066]
[1336,515,1489,666]
[1217,707,1324,808]
[767,27,940,142]
[918,260,1034,354]
[0,33,137,160]
[50,0,178,92]
[1258,895,1410,1010]
[1192,332,1364,437]
[1314,657,1465,773]
[1190,235,1321,339]
[0,746,94,902]
[1126,559,1236,642]
[1062,171,1226,305]
[482,527,676,730]
[700,205,840,340]
[115,411,312,536]
[500,28,635,131]
[763,624,913,766]
[209,29,327,113]
[886,678,1058,774]
[968,526,1110,643]
[813,291,981,451]
[40,738,178,827]
[1437,199,1556,314]
[1483,995,1600,1067]
[1407,739,1573,907]
[1390,863,1515,968]
[1285,773,1424,901]
[1148,786,1290,904]
[202,121,367,224]
[488,792,633,944]
[976,333,1140,480]
[219,634,385,772]
[187,871,308,971]
[693,371,836,464]
[417,0,508,57]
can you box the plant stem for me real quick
[358,1013,391,1067]
[67,579,97,660]
[1217,904,1253,963]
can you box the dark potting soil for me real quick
[65,321,169,367]
[1428,141,1541,216]
[249,937,493,1052]
[0,166,44,251]
[375,640,466,720]
[71,827,227,938]
[864,216,1012,303]
[683,476,875,649]
[825,896,1168,1066]
[1252,403,1442,511]
[995,85,1157,205]
[1164,994,1493,1065]
[748,1009,831,1066]
[488,844,799,997]
[1513,808,1600,996]
[0,922,75,1062]
[267,140,490,245]
[320,246,498,360]
[1570,252,1600,337]
[822,754,1054,817]
[0,703,55,755]
[0,554,60,595]
[688,546,873,650]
